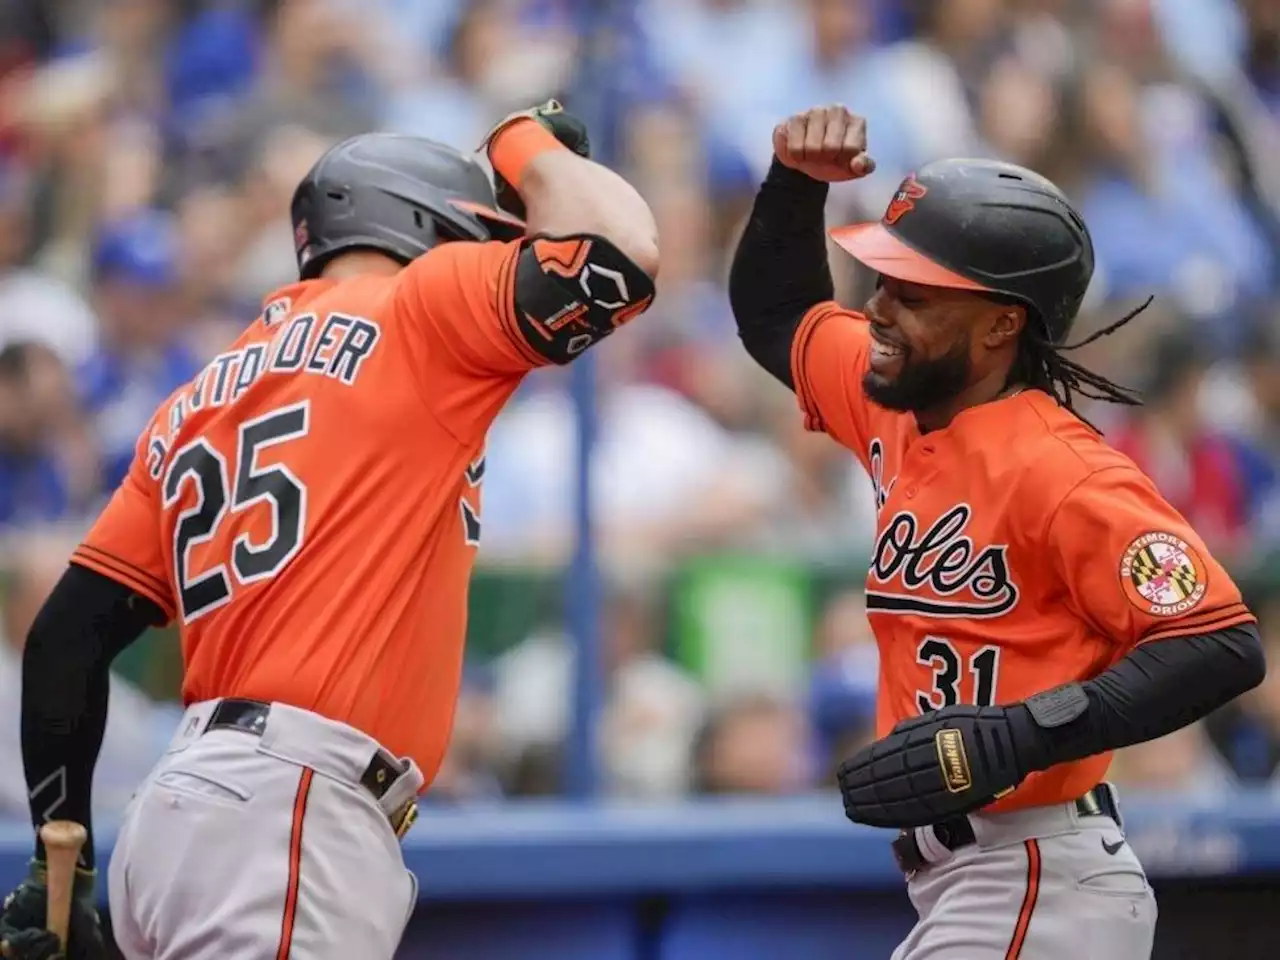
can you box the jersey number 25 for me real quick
[163,402,309,624]
[916,636,1000,713]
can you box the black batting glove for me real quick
[0,861,106,960]
[837,703,1052,829]
[479,99,591,219]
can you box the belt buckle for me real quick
[391,799,418,840]
[1076,790,1102,818]
[1096,782,1123,833]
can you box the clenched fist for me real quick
[773,106,875,183]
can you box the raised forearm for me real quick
[729,159,834,386]
[488,115,659,278]
[521,149,659,277]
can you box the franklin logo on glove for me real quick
[935,729,971,793]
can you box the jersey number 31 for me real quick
[163,402,309,624]
[916,637,1000,713]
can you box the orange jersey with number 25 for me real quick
[69,236,652,787]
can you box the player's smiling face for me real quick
[862,275,1021,417]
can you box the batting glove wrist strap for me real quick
[479,100,591,219]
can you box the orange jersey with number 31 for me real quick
[70,239,577,785]
[791,305,1255,811]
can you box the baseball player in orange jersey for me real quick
[1,101,658,960]
[731,105,1266,960]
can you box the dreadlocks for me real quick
[1012,296,1154,432]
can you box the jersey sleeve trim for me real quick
[73,543,170,597]
[790,302,840,432]
[69,549,175,623]
[494,242,546,369]
[1137,604,1256,644]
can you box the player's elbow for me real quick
[615,231,660,280]
[580,206,659,280]
[523,157,660,279]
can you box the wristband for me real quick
[487,119,568,189]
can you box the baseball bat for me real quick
[39,821,87,949]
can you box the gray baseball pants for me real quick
[892,790,1157,959]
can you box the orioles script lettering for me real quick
[867,504,1019,618]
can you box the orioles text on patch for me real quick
[1119,531,1207,617]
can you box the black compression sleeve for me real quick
[1020,623,1265,770]
[22,565,164,868]
[729,159,834,388]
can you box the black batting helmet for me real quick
[831,158,1094,343]
[290,133,526,281]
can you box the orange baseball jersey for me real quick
[791,304,1256,811]
[69,234,652,786]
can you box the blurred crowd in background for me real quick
[0,0,1277,821]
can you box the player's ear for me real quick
[982,305,1025,349]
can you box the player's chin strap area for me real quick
[205,699,418,839]
[891,782,1123,877]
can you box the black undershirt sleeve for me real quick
[729,159,834,388]
[22,564,164,868]
[1022,623,1265,770]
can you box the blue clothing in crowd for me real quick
[79,346,202,491]
[0,454,71,528]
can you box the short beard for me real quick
[863,336,973,413]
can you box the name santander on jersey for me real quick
[144,300,383,477]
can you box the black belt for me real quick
[206,699,416,835]
[891,784,1121,875]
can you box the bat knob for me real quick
[39,821,87,854]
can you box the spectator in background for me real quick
[425,666,506,805]
[80,209,201,489]
[692,692,811,795]
[0,158,98,368]
[480,369,787,567]
[1206,581,1280,783]
[870,0,1002,167]
[1228,321,1280,549]
[640,0,912,207]
[807,588,878,785]
[382,0,574,149]
[1240,0,1279,118]
[1108,721,1239,797]
[748,391,879,562]
[598,575,705,799]
[1070,46,1273,345]
[975,51,1064,174]
[222,121,335,306]
[0,341,98,530]
[1112,330,1250,560]
[492,574,704,799]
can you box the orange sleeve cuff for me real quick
[488,119,568,188]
